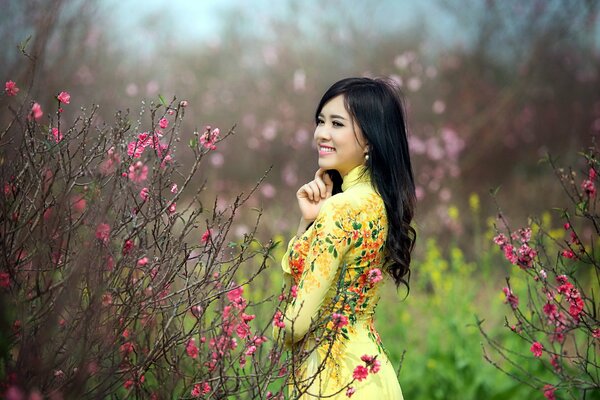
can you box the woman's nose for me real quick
[314,125,331,141]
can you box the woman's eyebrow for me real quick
[318,113,347,120]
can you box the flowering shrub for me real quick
[0,68,298,398]
[481,144,600,399]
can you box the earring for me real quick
[364,153,369,161]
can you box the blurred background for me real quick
[1,0,599,398]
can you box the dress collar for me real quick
[341,165,370,191]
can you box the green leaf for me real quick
[158,94,167,106]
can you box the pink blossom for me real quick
[95,223,110,243]
[227,286,244,304]
[51,127,63,143]
[30,102,43,120]
[369,359,381,373]
[167,202,176,214]
[502,244,518,264]
[191,382,211,397]
[542,302,557,318]
[199,126,220,150]
[0,272,10,288]
[589,167,597,180]
[71,195,86,213]
[569,297,584,321]
[159,117,169,129]
[582,179,596,197]
[102,292,113,306]
[180,100,188,107]
[550,354,561,372]
[186,338,199,359]
[191,384,202,398]
[561,249,576,259]
[170,183,178,193]
[236,322,251,338]
[331,313,349,329]
[201,229,212,243]
[273,310,285,329]
[57,91,71,104]
[120,341,134,356]
[367,268,383,284]
[137,257,149,266]
[543,385,556,400]
[530,341,543,357]
[123,239,134,254]
[244,345,257,356]
[5,80,19,96]
[291,285,298,298]
[99,146,120,175]
[502,287,519,309]
[493,233,508,246]
[556,275,569,285]
[127,140,145,158]
[517,244,537,269]
[563,222,570,230]
[352,365,369,381]
[139,187,150,201]
[346,387,356,397]
[127,161,148,183]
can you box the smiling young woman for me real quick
[276,77,416,399]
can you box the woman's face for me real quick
[314,95,367,177]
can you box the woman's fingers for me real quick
[322,172,333,197]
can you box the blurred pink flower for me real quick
[543,385,556,400]
[352,365,369,381]
[502,287,519,309]
[273,310,285,329]
[346,386,356,397]
[332,313,348,329]
[4,80,19,96]
[57,91,70,104]
[180,100,188,107]
[139,187,150,201]
[530,341,543,357]
[137,257,149,266]
[186,338,199,359]
[51,128,63,143]
[128,161,148,183]
[30,102,43,120]
[95,223,110,243]
[0,272,10,288]
[167,202,176,214]
[159,117,168,129]
[170,183,178,193]
[201,228,212,243]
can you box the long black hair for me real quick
[315,77,417,292]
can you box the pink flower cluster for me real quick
[493,227,537,269]
[191,382,211,398]
[530,341,543,357]
[127,131,172,165]
[99,147,121,175]
[502,287,519,309]
[331,312,349,329]
[5,80,19,96]
[199,126,220,150]
[581,167,596,197]
[349,354,381,396]
[57,91,71,104]
[199,285,266,371]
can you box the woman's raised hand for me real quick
[296,168,334,222]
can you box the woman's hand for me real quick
[296,168,334,223]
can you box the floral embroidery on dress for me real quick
[279,166,402,399]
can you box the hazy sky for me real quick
[108,0,469,53]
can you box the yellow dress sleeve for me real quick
[282,196,359,343]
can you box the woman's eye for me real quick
[332,121,344,127]
[316,119,324,125]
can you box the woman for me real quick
[278,77,416,399]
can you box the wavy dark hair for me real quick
[315,77,417,293]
